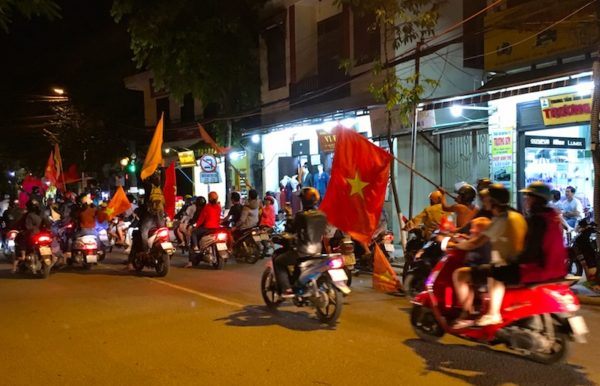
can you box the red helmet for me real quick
[208,191,218,203]
[300,187,320,208]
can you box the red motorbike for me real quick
[411,249,589,364]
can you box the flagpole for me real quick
[392,155,457,201]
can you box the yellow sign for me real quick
[539,93,592,126]
[484,0,599,71]
[177,150,196,167]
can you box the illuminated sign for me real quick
[539,93,592,126]
[177,151,196,167]
[525,136,585,149]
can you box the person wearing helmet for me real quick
[186,192,222,266]
[404,190,447,239]
[439,184,478,228]
[450,183,527,327]
[273,187,328,297]
[175,196,197,247]
[12,199,51,273]
[234,189,260,236]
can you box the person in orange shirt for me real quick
[186,192,222,267]
[439,184,478,229]
[259,196,276,228]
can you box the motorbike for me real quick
[411,248,588,364]
[403,236,443,299]
[2,229,18,262]
[260,233,351,325]
[130,227,174,277]
[189,229,230,269]
[232,227,268,264]
[325,230,355,287]
[68,233,102,269]
[566,220,598,279]
[354,230,395,272]
[15,231,55,279]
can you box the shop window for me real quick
[264,25,286,90]
[318,13,345,86]
[156,97,170,123]
[353,11,380,66]
[462,0,485,69]
[180,93,195,123]
[292,140,310,156]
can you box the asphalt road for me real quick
[0,251,599,386]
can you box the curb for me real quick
[577,295,600,306]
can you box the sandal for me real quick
[475,314,502,326]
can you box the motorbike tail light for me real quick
[341,243,354,253]
[36,235,52,244]
[383,234,394,243]
[8,231,18,240]
[156,228,169,240]
[83,243,97,250]
[328,256,344,269]
[66,223,73,229]
[216,232,228,242]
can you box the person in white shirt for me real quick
[562,186,583,228]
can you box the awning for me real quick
[420,59,594,111]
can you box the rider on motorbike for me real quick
[450,183,527,327]
[439,184,478,229]
[12,199,50,273]
[273,187,328,298]
[404,190,446,239]
[223,192,243,228]
[233,189,260,239]
[186,192,222,266]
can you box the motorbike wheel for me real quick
[410,305,444,342]
[527,327,570,364]
[133,257,145,272]
[403,273,425,300]
[244,241,261,264]
[315,278,343,325]
[343,266,353,287]
[261,267,282,310]
[210,245,225,270]
[82,262,92,270]
[41,262,52,279]
[566,258,583,277]
[155,253,170,277]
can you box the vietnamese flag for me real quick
[373,244,401,292]
[319,126,392,244]
[163,162,177,219]
[106,186,132,220]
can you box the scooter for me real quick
[130,227,175,277]
[260,233,351,325]
[566,220,597,279]
[410,249,588,364]
[2,229,18,262]
[403,236,443,299]
[232,227,267,264]
[15,231,55,279]
[69,233,102,269]
[189,229,230,270]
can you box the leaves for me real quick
[0,0,61,32]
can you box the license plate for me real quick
[216,243,228,251]
[39,246,52,256]
[343,253,356,265]
[8,240,14,247]
[384,243,395,253]
[161,242,174,250]
[86,255,98,263]
[329,269,348,282]
[260,233,269,241]
[252,235,261,242]
[568,315,589,336]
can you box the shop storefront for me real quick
[488,79,594,207]
[259,112,372,197]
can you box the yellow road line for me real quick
[145,277,245,308]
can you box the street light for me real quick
[120,157,129,167]
[251,134,260,144]
[52,87,65,96]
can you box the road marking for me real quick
[101,264,244,308]
[145,277,245,308]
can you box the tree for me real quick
[112,0,267,201]
[0,0,60,31]
[335,0,442,246]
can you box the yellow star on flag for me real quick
[105,207,115,217]
[346,172,369,199]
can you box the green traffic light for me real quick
[128,163,136,172]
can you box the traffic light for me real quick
[127,161,136,173]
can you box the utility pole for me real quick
[408,41,422,219]
[590,59,600,250]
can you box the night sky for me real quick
[0,0,143,171]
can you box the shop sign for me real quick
[539,94,592,126]
[525,136,586,149]
[483,0,600,71]
[199,172,220,184]
[318,130,337,153]
[177,151,196,167]
[199,154,218,172]
[490,127,513,186]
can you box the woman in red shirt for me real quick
[259,196,276,228]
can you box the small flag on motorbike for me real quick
[372,244,401,293]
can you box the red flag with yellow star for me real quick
[106,186,131,220]
[319,126,392,244]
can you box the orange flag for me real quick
[106,186,132,220]
[44,150,57,185]
[197,123,230,154]
[373,244,401,293]
[141,113,164,181]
